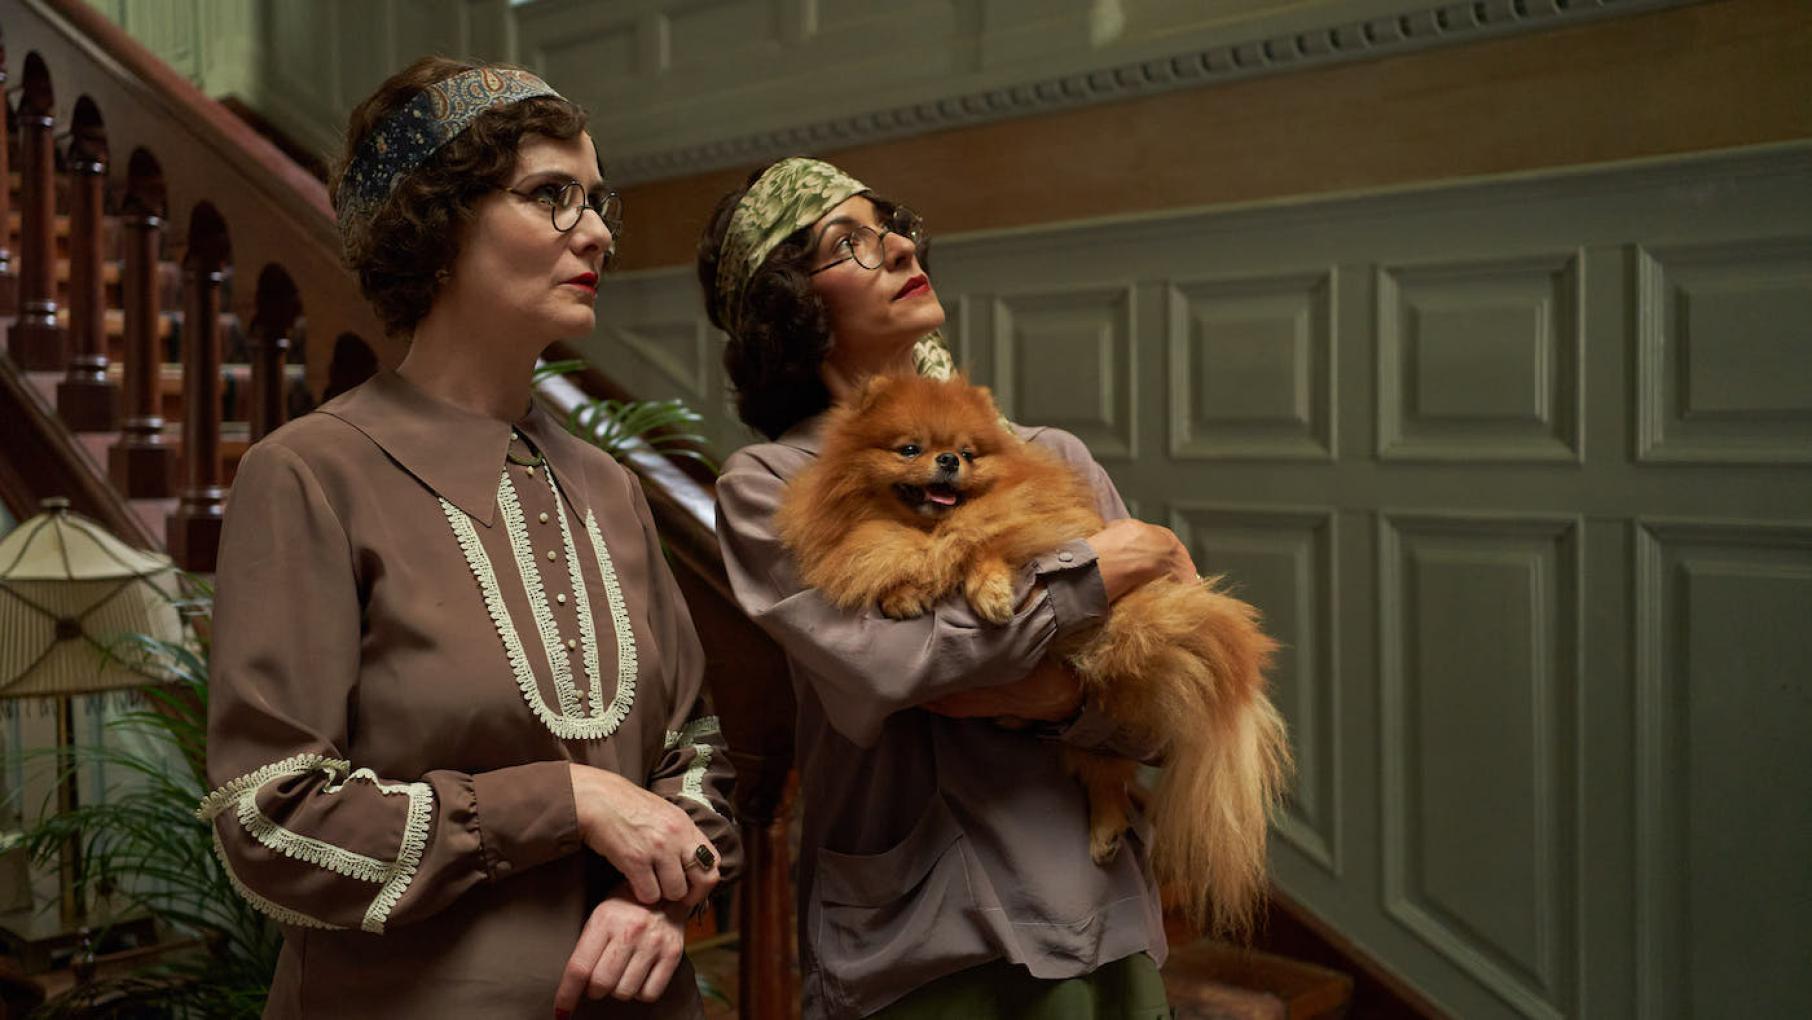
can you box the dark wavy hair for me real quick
[697,165,928,441]
[329,56,590,338]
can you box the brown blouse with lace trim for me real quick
[203,370,738,1019]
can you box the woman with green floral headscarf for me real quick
[703,158,1199,1018]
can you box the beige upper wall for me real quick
[615,0,1812,269]
[80,0,1810,273]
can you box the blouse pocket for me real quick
[811,794,993,1016]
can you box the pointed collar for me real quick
[317,370,581,527]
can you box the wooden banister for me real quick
[0,39,16,316]
[246,265,300,443]
[9,52,62,370]
[13,0,390,404]
[108,148,174,498]
[56,95,117,431]
[166,202,229,572]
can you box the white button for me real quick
[556,593,567,605]
[566,638,577,650]
[547,550,557,561]
[525,466,536,476]
[539,512,549,524]
[1058,551,1074,563]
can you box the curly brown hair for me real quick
[330,56,591,338]
[696,166,926,441]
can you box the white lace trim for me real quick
[198,755,435,933]
[442,470,638,740]
[663,715,721,750]
[196,753,348,822]
[236,799,389,884]
[500,472,586,718]
[211,831,344,931]
[362,781,433,934]
[582,507,638,733]
[678,743,715,812]
[664,716,721,814]
[556,483,603,718]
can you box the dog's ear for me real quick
[968,383,1005,419]
[851,372,901,413]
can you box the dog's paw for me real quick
[965,570,1016,624]
[1089,828,1123,866]
[878,584,936,620]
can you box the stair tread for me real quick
[1163,940,1354,1020]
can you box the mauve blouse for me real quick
[715,415,1166,1019]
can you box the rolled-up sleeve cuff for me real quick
[471,761,582,882]
[1029,538,1108,639]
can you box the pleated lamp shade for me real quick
[0,498,182,697]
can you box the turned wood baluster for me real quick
[247,265,300,442]
[167,203,231,572]
[0,42,17,316]
[109,149,175,498]
[8,54,63,370]
[56,98,117,431]
[742,782,800,1018]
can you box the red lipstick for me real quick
[893,274,929,300]
[564,272,598,294]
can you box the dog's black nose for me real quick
[936,452,960,471]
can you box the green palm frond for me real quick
[531,358,589,384]
[565,396,718,472]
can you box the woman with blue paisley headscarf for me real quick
[202,57,738,1018]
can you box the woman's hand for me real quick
[569,764,721,907]
[554,884,688,1015]
[922,656,1083,722]
[1085,519,1199,601]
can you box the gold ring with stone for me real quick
[685,843,717,871]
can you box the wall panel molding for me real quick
[1167,270,1336,462]
[1632,519,1812,1018]
[1376,252,1583,463]
[1378,511,1582,1020]
[1634,237,1812,465]
[990,284,1137,460]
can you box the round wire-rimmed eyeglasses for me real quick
[808,207,925,275]
[501,179,624,236]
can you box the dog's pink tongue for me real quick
[928,490,958,506]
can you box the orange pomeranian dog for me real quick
[776,373,1293,937]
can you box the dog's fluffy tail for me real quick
[1070,579,1292,938]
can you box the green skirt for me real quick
[868,952,1170,1020]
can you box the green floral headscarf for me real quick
[716,156,955,381]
